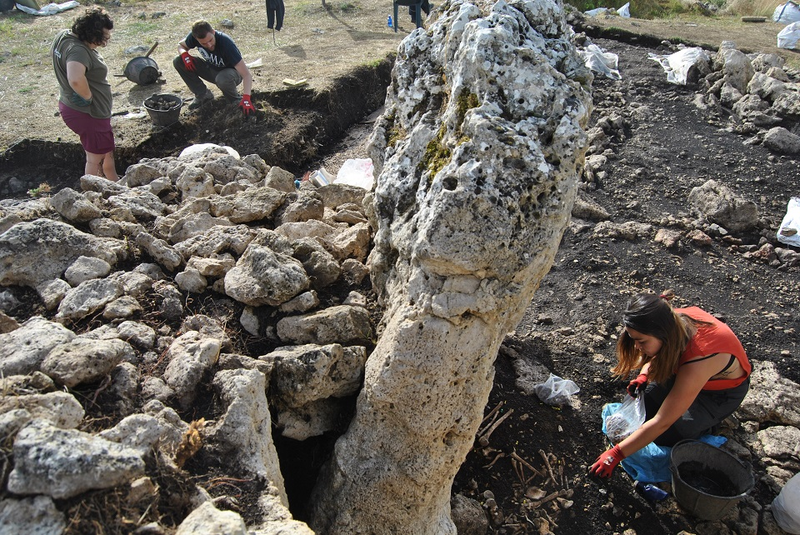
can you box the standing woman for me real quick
[51,7,118,181]
[589,290,751,478]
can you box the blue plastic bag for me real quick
[601,402,728,483]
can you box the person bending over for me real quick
[173,20,255,116]
[589,290,751,478]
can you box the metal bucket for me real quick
[670,440,754,521]
[123,56,159,86]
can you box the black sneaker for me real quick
[188,91,213,110]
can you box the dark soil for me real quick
[451,34,799,535]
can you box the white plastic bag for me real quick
[14,0,78,16]
[778,22,800,49]
[580,44,622,80]
[777,197,800,246]
[772,472,800,534]
[618,2,630,17]
[774,2,800,24]
[335,158,375,190]
[648,47,710,85]
[584,7,612,16]
[603,395,646,444]
[533,373,580,406]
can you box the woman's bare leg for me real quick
[86,150,119,181]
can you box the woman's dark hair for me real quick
[612,290,704,383]
[72,6,113,45]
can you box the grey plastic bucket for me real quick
[670,440,754,521]
[124,56,159,85]
[143,94,183,127]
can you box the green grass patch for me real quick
[337,1,358,13]
[565,0,689,19]
[0,19,13,37]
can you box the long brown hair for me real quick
[612,291,707,384]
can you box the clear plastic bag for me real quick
[603,395,646,444]
[533,373,580,406]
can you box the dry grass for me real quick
[724,0,782,17]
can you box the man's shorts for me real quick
[59,101,115,155]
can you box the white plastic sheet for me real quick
[15,0,78,16]
[580,44,622,80]
[777,197,800,247]
[778,22,800,49]
[584,7,613,16]
[772,472,800,534]
[584,3,629,18]
[335,158,374,190]
[774,2,800,24]
[648,47,709,85]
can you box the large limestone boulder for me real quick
[0,219,123,288]
[307,0,591,532]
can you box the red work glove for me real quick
[180,51,196,72]
[239,94,255,116]
[589,445,625,478]
[627,372,648,398]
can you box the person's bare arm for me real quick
[616,354,729,457]
[233,60,253,96]
[66,61,91,100]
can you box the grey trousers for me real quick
[644,376,750,446]
[172,55,242,101]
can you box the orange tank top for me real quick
[676,307,751,391]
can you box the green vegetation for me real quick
[421,125,451,179]
[0,19,13,37]
[337,2,358,13]
[565,0,780,19]
[27,182,51,198]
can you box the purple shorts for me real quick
[59,101,115,155]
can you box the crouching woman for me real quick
[589,290,751,478]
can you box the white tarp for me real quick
[585,2,630,18]
[15,0,78,15]
[648,47,710,85]
[778,22,800,49]
[580,44,622,80]
[777,197,800,247]
[773,2,800,24]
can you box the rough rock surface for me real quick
[308,0,591,532]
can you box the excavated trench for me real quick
[0,57,394,197]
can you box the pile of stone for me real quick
[0,144,376,534]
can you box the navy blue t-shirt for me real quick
[184,31,242,69]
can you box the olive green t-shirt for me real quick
[51,29,112,118]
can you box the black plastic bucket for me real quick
[143,94,183,127]
[124,56,159,86]
[670,440,754,521]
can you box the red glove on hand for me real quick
[180,51,196,72]
[627,373,649,397]
[589,445,625,478]
[239,94,255,116]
